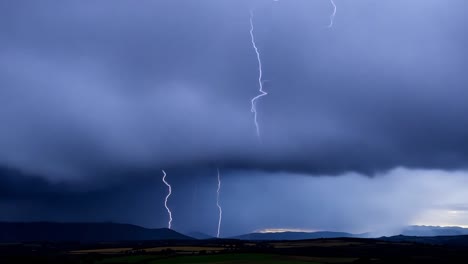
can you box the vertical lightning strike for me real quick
[216,168,223,238]
[161,170,173,229]
[249,9,268,139]
[328,0,337,28]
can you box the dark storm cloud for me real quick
[0,166,221,232]
[1,0,468,183]
[4,167,468,236]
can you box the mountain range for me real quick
[401,225,468,237]
[232,231,359,240]
[0,222,192,242]
[2,222,468,243]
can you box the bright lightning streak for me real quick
[216,168,223,238]
[249,9,268,139]
[161,170,173,229]
[328,0,337,28]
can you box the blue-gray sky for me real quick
[1,0,468,237]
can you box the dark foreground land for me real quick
[2,237,468,264]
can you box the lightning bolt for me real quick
[216,168,223,238]
[161,170,173,229]
[328,0,337,28]
[249,9,268,139]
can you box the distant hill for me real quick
[0,222,193,242]
[233,231,357,241]
[382,234,468,246]
[186,232,214,240]
[401,225,468,237]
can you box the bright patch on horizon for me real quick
[256,228,317,233]
[412,209,468,229]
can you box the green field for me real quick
[3,237,466,264]
[97,253,340,264]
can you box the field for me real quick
[2,237,468,263]
[96,254,342,264]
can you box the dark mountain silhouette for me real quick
[233,231,357,240]
[0,222,193,242]
[186,232,214,240]
[401,225,468,237]
[382,234,468,246]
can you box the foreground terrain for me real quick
[2,236,468,263]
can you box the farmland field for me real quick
[2,237,468,263]
[97,253,348,264]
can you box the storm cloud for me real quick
[1,0,468,182]
[1,0,468,235]
[3,167,468,237]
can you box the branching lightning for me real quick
[216,168,223,238]
[249,9,268,139]
[328,0,337,28]
[161,170,173,229]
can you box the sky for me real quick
[0,0,468,237]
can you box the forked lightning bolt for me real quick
[216,168,223,238]
[249,9,268,139]
[161,170,173,229]
[328,0,337,28]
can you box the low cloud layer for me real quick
[2,167,468,237]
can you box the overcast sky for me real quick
[0,0,468,237]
